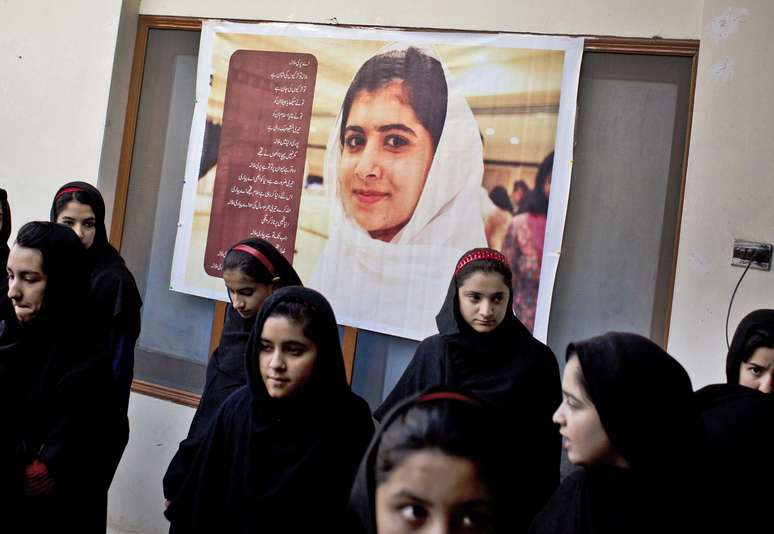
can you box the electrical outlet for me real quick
[732,239,772,271]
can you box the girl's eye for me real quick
[399,504,428,526]
[385,134,409,149]
[492,296,503,304]
[85,221,95,228]
[748,365,763,377]
[260,343,272,353]
[344,133,365,150]
[239,289,255,296]
[460,510,492,529]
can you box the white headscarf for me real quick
[308,44,486,340]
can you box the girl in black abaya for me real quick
[1,222,112,532]
[163,238,302,500]
[725,309,774,394]
[374,248,561,530]
[164,287,374,533]
[51,181,142,494]
[530,332,703,534]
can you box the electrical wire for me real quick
[725,253,754,348]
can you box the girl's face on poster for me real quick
[739,346,774,394]
[259,315,317,399]
[6,246,48,323]
[56,200,96,250]
[339,80,435,243]
[456,271,509,333]
[553,356,626,468]
[223,268,275,320]
[376,449,495,534]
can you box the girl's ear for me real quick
[270,277,281,292]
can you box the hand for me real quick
[24,460,55,496]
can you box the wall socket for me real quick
[732,239,772,271]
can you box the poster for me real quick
[171,21,583,341]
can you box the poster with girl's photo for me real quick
[171,21,583,341]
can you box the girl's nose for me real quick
[354,143,382,181]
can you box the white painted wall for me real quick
[108,394,194,534]
[0,0,124,232]
[5,0,774,532]
[138,0,703,39]
[668,0,774,388]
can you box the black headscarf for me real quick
[0,222,112,531]
[725,309,774,383]
[349,387,521,534]
[163,238,302,499]
[373,248,561,530]
[165,287,374,533]
[695,383,774,532]
[530,332,703,534]
[0,188,13,322]
[0,187,10,271]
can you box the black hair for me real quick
[53,190,94,220]
[223,248,274,285]
[340,47,448,151]
[455,258,512,290]
[519,151,554,216]
[488,185,513,213]
[512,180,529,194]
[565,350,591,400]
[267,297,325,350]
[375,398,501,493]
[741,329,774,363]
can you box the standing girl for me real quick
[1,222,112,532]
[51,181,142,492]
[531,332,703,534]
[374,247,561,530]
[164,287,374,532]
[163,238,301,499]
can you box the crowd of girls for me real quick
[2,55,773,533]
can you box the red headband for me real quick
[55,186,86,200]
[416,391,481,407]
[454,249,508,275]
[231,244,275,277]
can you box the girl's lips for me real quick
[353,189,389,205]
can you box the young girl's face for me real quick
[56,200,96,250]
[739,346,774,394]
[376,449,494,534]
[259,315,317,399]
[553,356,626,468]
[6,245,47,323]
[339,80,435,243]
[456,271,509,333]
[223,269,273,319]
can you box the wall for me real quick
[138,0,703,39]
[668,0,774,388]
[0,0,126,231]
